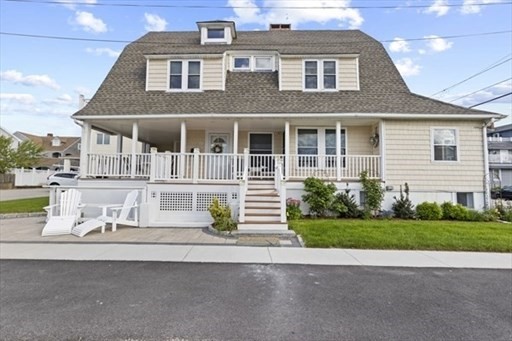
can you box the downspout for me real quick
[482,119,494,210]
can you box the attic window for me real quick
[207,28,225,39]
[51,137,61,147]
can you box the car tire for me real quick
[49,182,60,186]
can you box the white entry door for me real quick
[207,133,231,180]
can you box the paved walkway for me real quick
[0,188,49,201]
[0,217,510,269]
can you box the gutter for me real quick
[483,119,494,210]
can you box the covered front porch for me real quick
[77,115,384,230]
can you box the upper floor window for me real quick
[432,128,458,162]
[233,56,274,72]
[96,133,110,145]
[304,60,337,91]
[207,28,225,39]
[169,60,201,91]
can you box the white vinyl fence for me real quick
[12,168,51,187]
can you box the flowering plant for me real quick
[286,198,302,220]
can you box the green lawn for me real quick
[290,219,512,252]
[0,197,49,214]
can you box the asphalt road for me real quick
[0,188,49,201]
[1,261,511,340]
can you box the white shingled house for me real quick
[71,20,504,230]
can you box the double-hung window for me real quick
[96,133,110,145]
[169,60,201,91]
[297,128,346,168]
[304,60,338,91]
[432,128,458,161]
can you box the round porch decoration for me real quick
[212,143,223,153]
[369,133,379,148]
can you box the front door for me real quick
[249,133,273,178]
[207,133,231,180]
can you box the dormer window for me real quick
[169,60,202,91]
[232,56,274,72]
[51,137,61,147]
[304,60,338,91]
[207,28,225,39]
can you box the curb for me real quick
[0,212,46,220]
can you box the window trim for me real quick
[296,127,347,168]
[302,59,338,92]
[204,27,228,44]
[232,55,275,72]
[233,56,251,71]
[96,133,111,145]
[431,127,459,163]
[254,56,273,71]
[168,60,203,92]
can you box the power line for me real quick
[3,0,511,9]
[469,92,512,108]
[1,30,511,46]
[449,78,512,103]
[431,55,512,97]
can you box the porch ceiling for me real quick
[88,116,379,146]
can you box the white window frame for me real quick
[431,127,459,162]
[168,60,202,92]
[296,127,347,168]
[233,56,251,71]
[204,27,228,44]
[303,59,338,92]
[96,133,110,145]
[232,56,275,72]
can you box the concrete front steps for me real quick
[237,180,288,232]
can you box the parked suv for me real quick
[46,172,79,186]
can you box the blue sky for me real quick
[1,0,511,137]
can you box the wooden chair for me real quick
[97,190,139,231]
[41,189,84,236]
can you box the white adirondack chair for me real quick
[97,190,139,231]
[42,188,84,236]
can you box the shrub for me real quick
[208,197,237,232]
[495,201,512,222]
[334,185,362,218]
[465,209,499,222]
[302,177,337,217]
[286,198,302,220]
[360,171,384,217]
[441,202,469,221]
[416,202,442,220]
[392,183,415,219]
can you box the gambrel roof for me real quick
[73,29,500,118]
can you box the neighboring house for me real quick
[487,124,512,187]
[14,132,81,170]
[72,20,503,230]
[0,126,22,150]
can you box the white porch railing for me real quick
[86,152,381,181]
[274,160,287,223]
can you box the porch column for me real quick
[79,121,91,177]
[379,120,386,181]
[180,121,187,178]
[116,133,123,153]
[336,121,342,181]
[131,121,138,179]
[233,121,239,179]
[284,121,290,180]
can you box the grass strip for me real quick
[290,219,512,252]
[0,197,49,214]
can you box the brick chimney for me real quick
[47,133,53,137]
[269,23,291,31]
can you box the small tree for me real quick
[334,184,362,218]
[0,136,42,173]
[360,170,384,218]
[302,177,338,217]
[392,183,415,219]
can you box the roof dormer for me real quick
[197,20,236,45]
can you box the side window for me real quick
[456,192,474,208]
[433,128,458,161]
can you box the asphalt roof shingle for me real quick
[73,29,498,118]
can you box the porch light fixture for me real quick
[369,133,379,147]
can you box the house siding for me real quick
[203,58,223,90]
[146,59,168,91]
[385,120,485,192]
[339,58,359,91]
[280,58,303,90]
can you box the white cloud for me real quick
[424,35,454,52]
[227,0,364,29]
[85,47,121,58]
[389,37,411,53]
[144,13,168,32]
[0,93,36,105]
[395,58,421,77]
[74,11,107,33]
[424,0,450,16]
[43,94,75,106]
[451,80,512,106]
[461,0,498,14]
[0,70,60,90]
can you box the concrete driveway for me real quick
[0,188,49,201]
